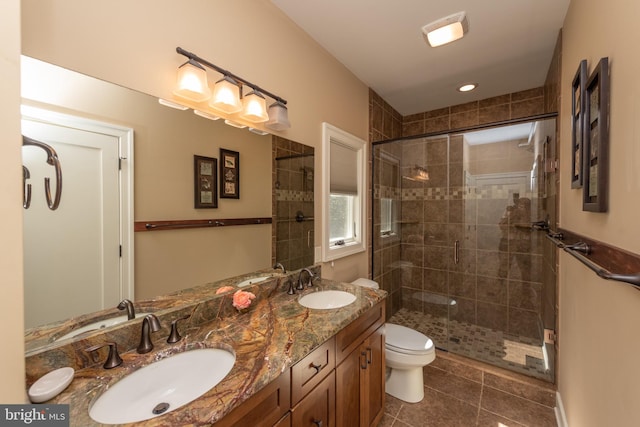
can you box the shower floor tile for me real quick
[388,308,552,382]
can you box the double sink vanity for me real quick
[25,266,387,426]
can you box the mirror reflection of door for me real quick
[22,109,132,329]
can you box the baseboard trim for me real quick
[555,391,569,427]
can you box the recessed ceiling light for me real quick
[422,11,469,48]
[457,83,477,92]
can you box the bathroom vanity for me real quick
[24,267,387,427]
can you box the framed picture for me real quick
[571,60,587,189]
[220,148,240,199]
[582,57,609,212]
[194,155,218,208]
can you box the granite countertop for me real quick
[46,278,386,426]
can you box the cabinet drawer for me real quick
[215,370,291,427]
[291,337,336,405]
[335,303,385,364]
[291,370,336,427]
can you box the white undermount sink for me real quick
[56,313,152,341]
[236,275,272,288]
[298,290,356,310]
[89,348,235,424]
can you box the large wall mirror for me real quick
[22,56,313,351]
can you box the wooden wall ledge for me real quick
[547,227,640,289]
[135,217,272,232]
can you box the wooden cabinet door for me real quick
[363,326,385,427]
[336,325,386,427]
[215,370,291,427]
[291,371,336,427]
[336,344,365,427]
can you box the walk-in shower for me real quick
[372,117,557,382]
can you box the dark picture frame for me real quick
[571,60,587,189]
[582,57,609,212]
[194,155,218,208]
[220,148,240,199]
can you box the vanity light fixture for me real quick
[248,127,269,136]
[410,165,430,181]
[457,83,478,92]
[172,47,290,129]
[422,11,469,47]
[158,98,189,110]
[224,119,247,129]
[193,110,220,120]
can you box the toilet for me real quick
[352,278,436,403]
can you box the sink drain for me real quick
[152,402,170,415]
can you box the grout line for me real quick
[476,370,485,425]
[483,383,557,409]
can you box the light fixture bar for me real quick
[176,47,287,106]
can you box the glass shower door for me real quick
[376,117,557,382]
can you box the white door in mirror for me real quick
[28,367,75,403]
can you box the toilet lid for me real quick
[386,323,434,355]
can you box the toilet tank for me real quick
[351,278,379,289]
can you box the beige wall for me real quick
[1,0,369,398]
[559,0,640,425]
[0,0,27,402]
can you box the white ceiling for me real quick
[272,0,570,116]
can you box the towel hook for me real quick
[22,136,63,210]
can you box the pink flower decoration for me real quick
[232,290,256,310]
[216,286,235,295]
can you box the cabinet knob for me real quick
[312,419,323,427]
[310,362,323,374]
[361,351,368,369]
[366,347,373,364]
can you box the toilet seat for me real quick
[385,323,435,356]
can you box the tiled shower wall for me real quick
[272,136,315,271]
[371,86,551,323]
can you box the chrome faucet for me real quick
[273,262,286,274]
[296,268,316,291]
[117,299,136,320]
[137,314,161,354]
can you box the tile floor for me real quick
[389,308,552,382]
[380,350,558,427]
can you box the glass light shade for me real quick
[240,90,269,123]
[426,23,464,47]
[422,12,468,47]
[173,60,211,102]
[209,76,242,114]
[265,101,291,131]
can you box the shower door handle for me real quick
[454,240,460,265]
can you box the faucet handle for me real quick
[85,342,123,369]
[167,315,191,344]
